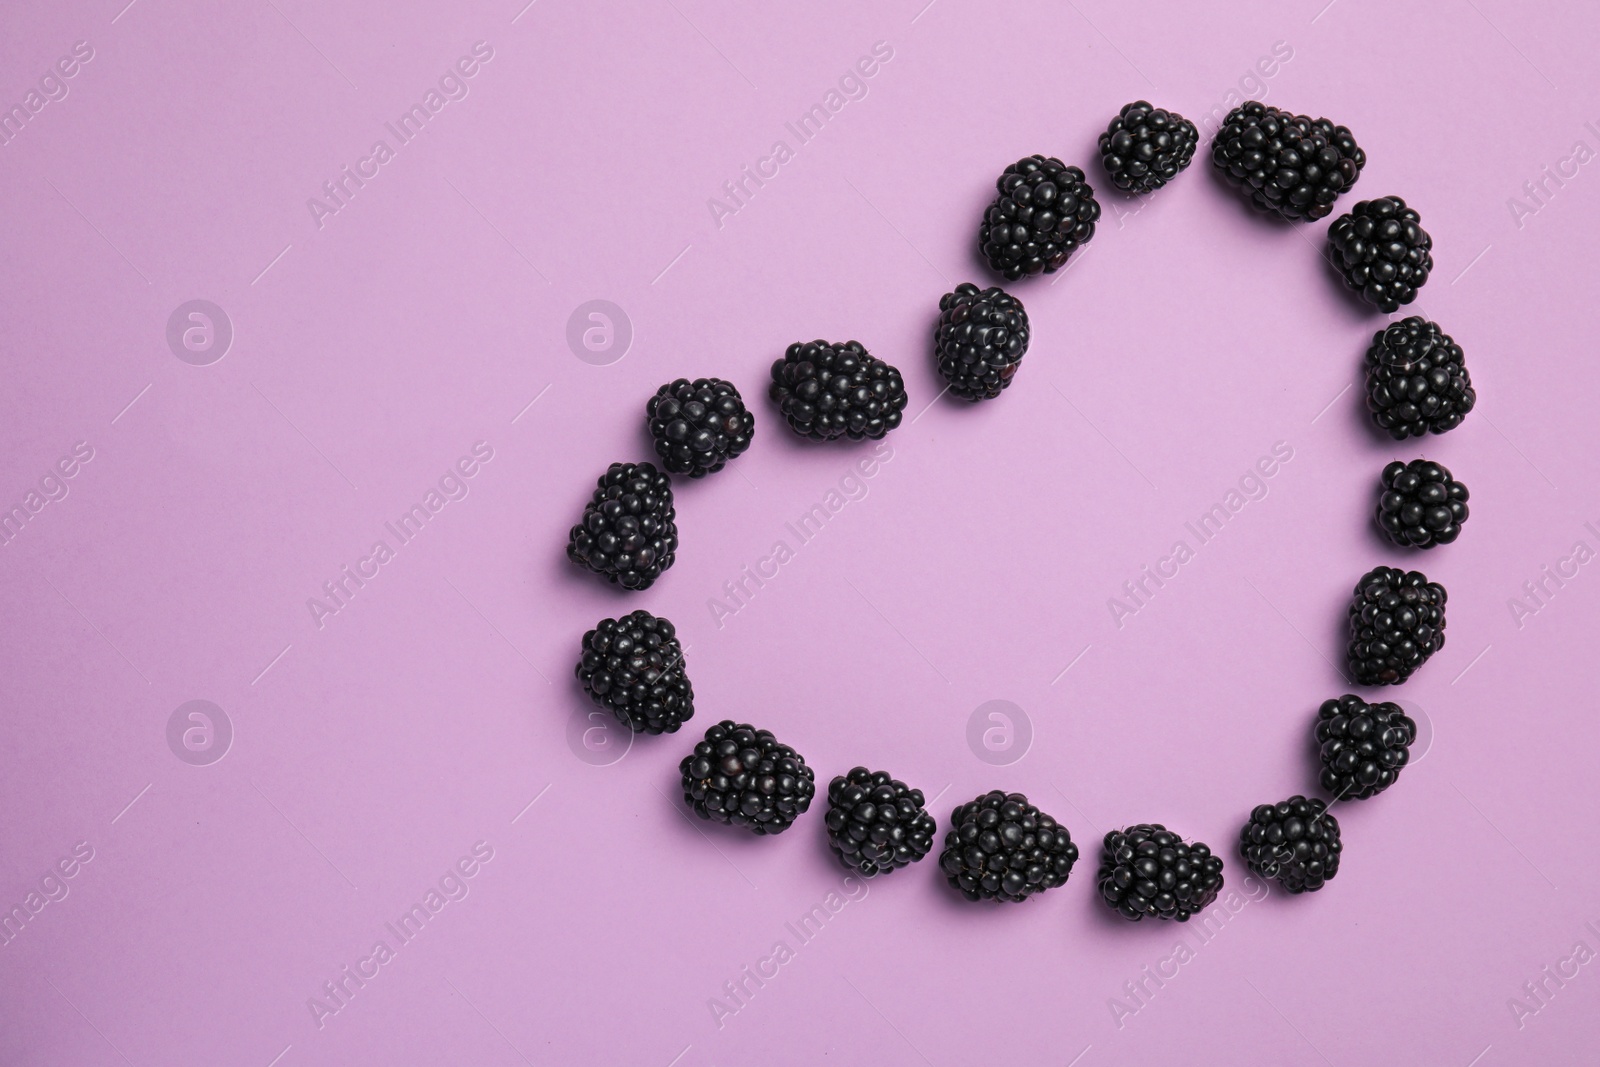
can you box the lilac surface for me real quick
[2,0,1599,1063]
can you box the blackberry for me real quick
[1097,824,1224,922]
[934,283,1030,401]
[769,340,907,441]
[1239,796,1342,893]
[1365,318,1476,439]
[575,611,693,735]
[1376,459,1469,549]
[824,767,937,876]
[1347,566,1447,686]
[1098,101,1199,194]
[1328,196,1433,312]
[646,378,754,478]
[1315,694,1416,800]
[939,791,1078,903]
[566,462,678,591]
[1210,102,1365,221]
[978,155,1100,280]
[678,720,815,834]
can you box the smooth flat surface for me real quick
[2,1,1598,1064]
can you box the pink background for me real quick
[3,0,1598,1063]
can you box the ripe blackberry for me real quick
[679,720,815,835]
[1376,459,1470,549]
[1210,102,1365,221]
[646,378,754,478]
[939,791,1079,903]
[934,283,1030,401]
[566,462,678,591]
[1365,318,1476,439]
[1315,695,1416,801]
[824,767,937,876]
[575,611,693,735]
[1239,796,1342,893]
[1328,196,1433,312]
[769,340,907,441]
[1098,101,1199,194]
[1097,824,1224,922]
[979,155,1100,280]
[1347,566,1447,686]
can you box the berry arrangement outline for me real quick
[567,98,1477,916]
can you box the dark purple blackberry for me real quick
[1365,318,1476,439]
[939,791,1078,902]
[1328,196,1433,312]
[1376,459,1469,549]
[1239,796,1342,893]
[1097,824,1224,922]
[824,767,937,876]
[769,340,907,441]
[979,155,1100,280]
[1315,695,1415,800]
[1210,102,1365,221]
[575,611,693,735]
[1347,566,1447,686]
[678,720,815,835]
[566,462,677,591]
[1098,101,1199,194]
[646,378,753,478]
[934,283,1030,401]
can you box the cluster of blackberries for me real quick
[553,96,1478,922]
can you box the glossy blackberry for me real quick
[1098,101,1199,194]
[1347,566,1447,686]
[1097,824,1224,922]
[979,155,1100,280]
[646,378,753,478]
[678,720,815,835]
[1210,102,1365,221]
[566,462,677,591]
[824,767,937,876]
[1377,459,1470,549]
[939,791,1078,903]
[1328,196,1433,312]
[1365,318,1476,439]
[575,611,693,735]
[769,340,907,441]
[1315,694,1416,800]
[934,283,1030,401]
[1239,796,1342,893]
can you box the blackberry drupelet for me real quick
[1097,824,1224,922]
[939,791,1078,902]
[1239,796,1342,893]
[1328,196,1433,312]
[1210,102,1365,221]
[1376,459,1470,548]
[575,610,693,735]
[978,155,1100,280]
[646,378,754,478]
[566,461,678,591]
[824,767,937,876]
[934,283,1030,401]
[1365,318,1476,439]
[1315,694,1416,800]
[1347,566,1447,686]
[769,340,907,441]
[1098,101,1199,194]
[679,720,815,834]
